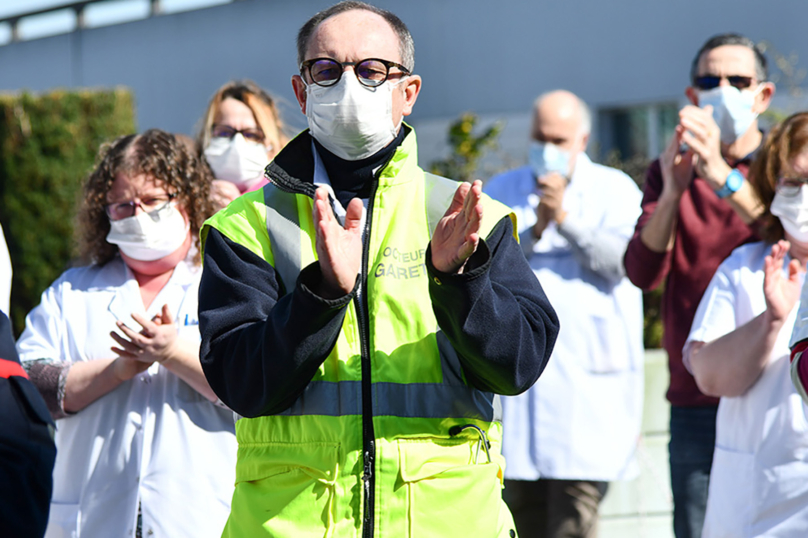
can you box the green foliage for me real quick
[0,88,136,335]
[429,112,503,181]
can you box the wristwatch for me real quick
[715,169,744,199]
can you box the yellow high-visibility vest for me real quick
[202,128,519,538]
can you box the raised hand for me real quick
[111,304,179,365]
[763,240,804,322]
[313,186,363,298]
[210,179,242,210]
[679,105,731,188]
[660,124,694,199]
[430,180,483,274]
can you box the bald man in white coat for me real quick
[484,90,644,538]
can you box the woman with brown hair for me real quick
[17,129,236,537]
[683,112,808,537]
[197,80,289,208]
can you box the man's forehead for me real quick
[534,96,580,133]
[305,9,400,62]
[697,44,757,75]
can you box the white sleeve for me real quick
[16,276,67,364]
[686,262,738,346]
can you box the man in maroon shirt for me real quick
[624,33,775,538]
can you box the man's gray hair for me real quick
[533,91,592,136]
[296,1,415,72]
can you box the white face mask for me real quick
[698,85,761,145]
[771,187,808,243]
[106,202,190,261]
[204,133,270,188]
[305,74,404,161]
[529,141,572,179]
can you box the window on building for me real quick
[598,103,679,161]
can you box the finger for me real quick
[111,346,138,359]
[130,313,157,337]
[789,259,804,279]
[679,116,711,142]
[344,198,364,233]
[680,131,708,157]
[463,181,483,221]
[110,331,141,354]
[446,182,471,218]
[161,304,173,325]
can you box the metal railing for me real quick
[0,0,233,43]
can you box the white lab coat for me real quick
[484,155,644,481]
[686,241,808,538]
[0,224,11,315]
[17,256,237,538]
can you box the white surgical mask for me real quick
[204,133,270,188]
[305,74,403,161]
[698,85,761,145]
[771,187,808,243]
[529,141,571,179]
[106,202,190,261]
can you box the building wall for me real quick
[0,0,805,171]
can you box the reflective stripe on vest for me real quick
[0,358,28,379]
[263,172,501,423]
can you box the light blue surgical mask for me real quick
[529,141,571,179]
[698,85,761,145]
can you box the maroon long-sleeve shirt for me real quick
[624,159,758,407]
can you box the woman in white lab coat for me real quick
[17,129,236,538]
[685,111,808,537]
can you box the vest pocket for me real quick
[397,437,503,537]
[230,442,340,536]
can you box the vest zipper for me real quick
[266,149,398,538]
[358,180,379,538]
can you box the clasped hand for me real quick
[110,304,179,380]
[663,105,730,197]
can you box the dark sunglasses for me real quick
[694,74,755,91]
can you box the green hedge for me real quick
[0,88,136,335]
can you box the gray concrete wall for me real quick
[0,0,806,169]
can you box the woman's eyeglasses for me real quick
[211,124,265,143]
[105,194,176,220]
[775,177,808,197]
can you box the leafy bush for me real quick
[0,88,136,335]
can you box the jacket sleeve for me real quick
[426,215,559,395]
[198,227,355,417]
[624,159,674,291]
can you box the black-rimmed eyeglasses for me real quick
[694,74,756,91]
[300,57,410,88]
[105,194,176,221]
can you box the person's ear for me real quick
[401,75,422,117]
[291,75,307,115]
[753,82,776,114]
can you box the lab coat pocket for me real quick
[397,437,504,538]
[229,442,339,537]
[702,446,754,538]
[44,502,80,538]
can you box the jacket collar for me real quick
[264,124,419,195]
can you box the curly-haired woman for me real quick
[17,129,236,538]
[196,80,289,209]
